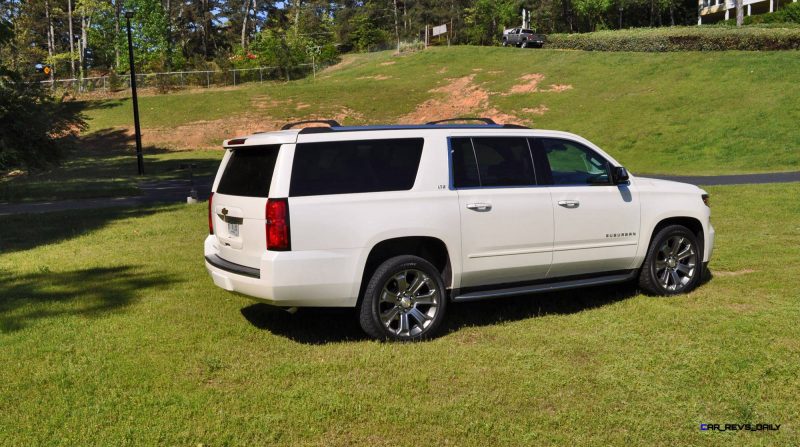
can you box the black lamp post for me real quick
[619,5,624,29]
[125,10,145,175]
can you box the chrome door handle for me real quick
[557,200,580,209]
[466,202,492,212]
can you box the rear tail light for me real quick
[266,198,290,251]
[208,192,215,234]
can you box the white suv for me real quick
[205,118,714,340]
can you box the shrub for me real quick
[398,40,425,54]
[545,26,800,51]
[0,79,87,171]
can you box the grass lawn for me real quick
[79,47,800,175]
[1,183,798,445]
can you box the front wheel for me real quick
[359,255,447,341]
[502,39,508,47]
[638,225,702,295]
[521,40,529,48]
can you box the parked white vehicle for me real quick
[205,118,714,340]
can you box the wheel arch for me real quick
[647,216,705,259]
[356,236,452,306]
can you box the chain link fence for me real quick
[40,63,316,94]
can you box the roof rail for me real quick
[425,117,497,125]
[281,119,341,130]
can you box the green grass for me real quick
[80,47,800,175]
[1,183,798,445]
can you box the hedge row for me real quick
[545,26,800,51]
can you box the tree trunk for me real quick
[165,0,172,70]
[670,3,675,26]
[293,1,302,37]
[392,0,400,52]
[45,0,55,84]
[241,0,250,48]
[80,11,88,81]
[68,0,75,78]
[202,0,209,58]
[736,0,744,26]
[403,2,407,32]
[114,0,120,69]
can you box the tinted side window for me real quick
[216,145,280,197]
[450,137,536,188]
[540,138,611,185]
[290,138,423,197]
[472,137,536,187]
[451,137,480,188]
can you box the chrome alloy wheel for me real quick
[379,269,440,337]
[655,236,697,292]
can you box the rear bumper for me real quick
[204,236,361,307]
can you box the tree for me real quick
[736,0,743,26]
[0,18,86,171]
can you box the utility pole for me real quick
[125,10,145,175]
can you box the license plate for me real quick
[227,222,239,237]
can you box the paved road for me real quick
[2,171,799,216]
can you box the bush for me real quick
[546,26,800,51]
[0,79,87,171]
[398,40,425,54]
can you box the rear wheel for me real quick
[521,40,529,48]
[638,225,702,295]
[359,255,447,341]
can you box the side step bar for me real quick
[451,271,637,302]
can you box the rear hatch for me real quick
[211,145,280,269]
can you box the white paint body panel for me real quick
[204,127,714,307]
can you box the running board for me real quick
[451,271,637,302]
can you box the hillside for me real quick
[82,46,800,175]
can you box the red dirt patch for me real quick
[400,75,525,126]
[508,73,545,94]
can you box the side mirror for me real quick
[612,166,629,184]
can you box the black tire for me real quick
[502,39,508,47]
[359,255,447,341]
[521,40,529,48]
[638,225,703,296]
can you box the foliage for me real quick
[721,2,800,25]
[115,0,177,73]
[463,0,518,45]
[0,17,86,171]
[572,0,614,31]
[349,8,391,51]
[546,25,800,50]
[0,79,87,171]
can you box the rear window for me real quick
[216,145,280,197]
[290,138,424,197]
